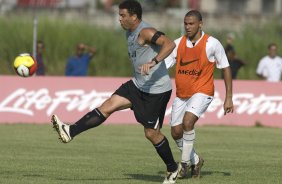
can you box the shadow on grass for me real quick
[55,177,132,181]
[23,174,45,177]
[0,170,230,182]
[202,170,231,176]
[20,170,230,182]
[125,173,162,182]
[54,173,162,182]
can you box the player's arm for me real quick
[222,66,234,115]
[256,73,266,80]
[236,58,246,65]
[139,28,175,75]
[164,51,176,69]
[214,38,234,115]
[256,59,267,79]
[165,38,182,69]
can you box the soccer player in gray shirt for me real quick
[51,1,182,183]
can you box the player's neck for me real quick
[130,20,142,32]
[189,31,202,45]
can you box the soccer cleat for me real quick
[177,162,190,179]
[162,163,182,184]
[191,157,204,179]
[51,114,72,143]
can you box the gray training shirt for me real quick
[126,21,172,94]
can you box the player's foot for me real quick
[51,114,72,143]
[177,162,190,179]
[162,163,182,184]
[191,157,204,179]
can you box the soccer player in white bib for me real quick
[165,10,234,179]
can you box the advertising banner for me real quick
[0,76,281,127]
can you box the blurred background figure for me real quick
[65,43,96,76]
[100,0,113,13]
[223,33,246,79]
[256,43,282,82]
[35,40,46,76]
[225,32,235,54]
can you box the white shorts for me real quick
[170,93,214,127]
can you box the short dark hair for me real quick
[119,0,142,20]
[185,10,202,21]
[268,43,277,49]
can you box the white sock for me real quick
[190,148,199,165]
[176,134,199,165]
[182,129,195,164]
[175,138,183,151]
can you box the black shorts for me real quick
[114,80,172,129]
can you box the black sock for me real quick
[154,136,178,172]
[69,108,106,138]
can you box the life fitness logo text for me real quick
[1,88,282,119]
[0,88,112,116]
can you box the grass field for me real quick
[0,124,281,184]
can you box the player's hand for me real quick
[140,61,156,75]
[224,97,234,115]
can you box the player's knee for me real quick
[97,106,111,118]
[98,100,116,117]
[182,121,194,131]
[144,129,154,140]
[171,126,182,140]
[144,128,159,141]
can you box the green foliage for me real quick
[213,20,282,80]
[237,21,282,80]
[0,124,281,184]
[1,15,282,79]
[0,15,130,76]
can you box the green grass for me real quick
[0,124,281,184]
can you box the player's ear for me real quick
[132,14,138,21]
[199,21,203,29]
